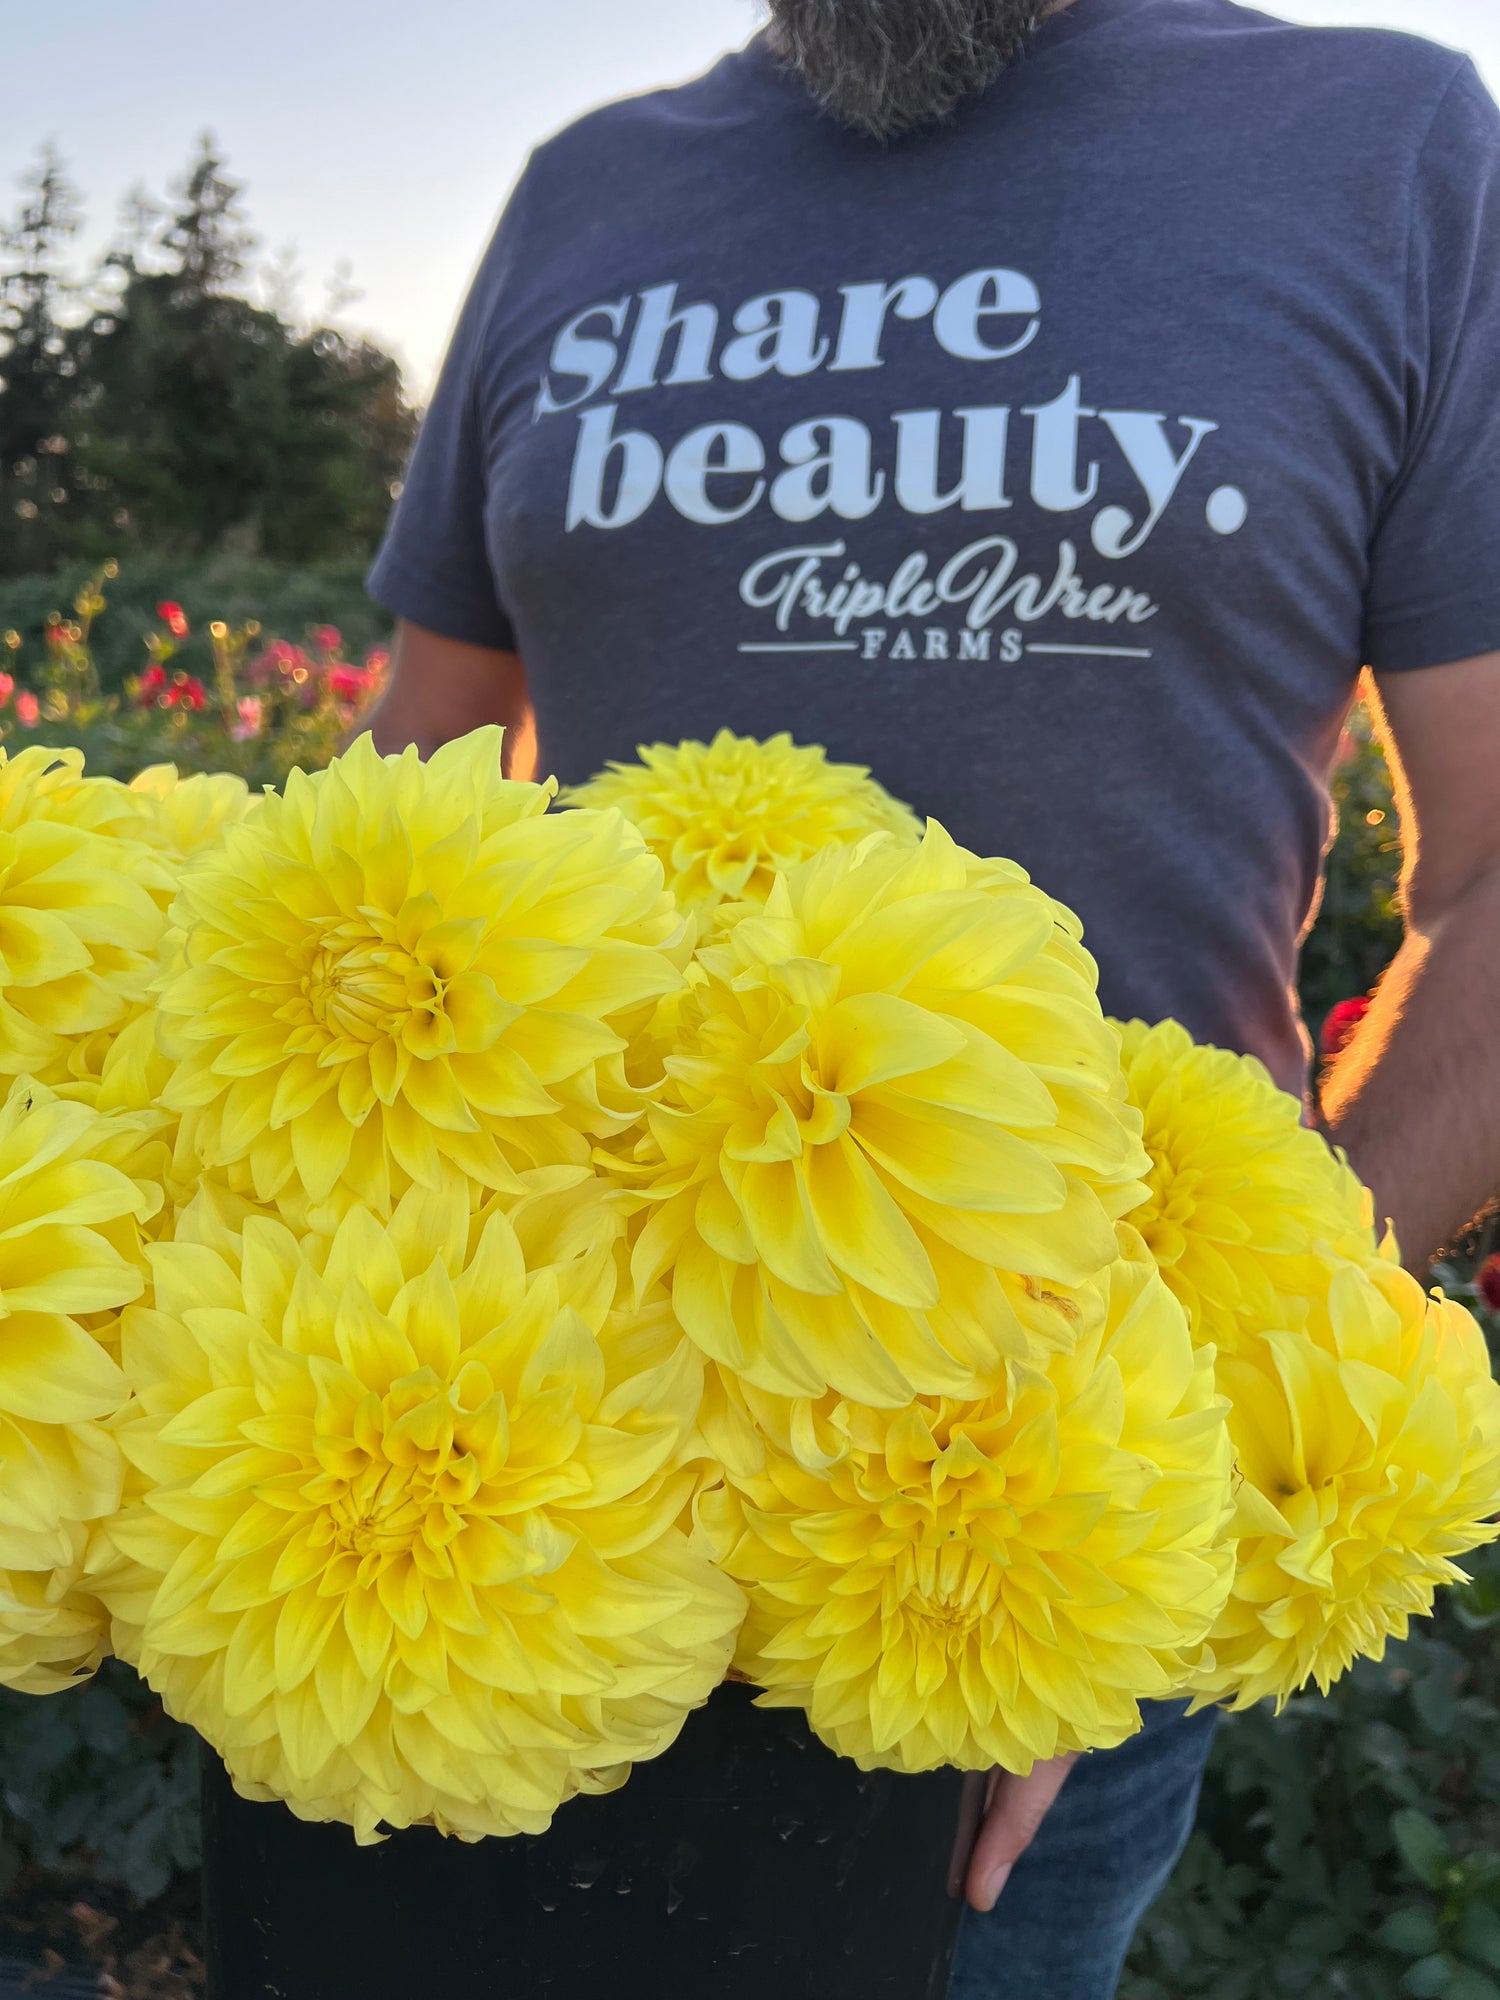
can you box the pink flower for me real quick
[364,645,391,675]
[231,695,264,742]
[247,643,288,687]
[1319,996,1371,1064]
[0,673,12,708]
[1481,1256,1500,1314]
[15,691,39,728]
[157,601,190,640]
[311,624,342,655]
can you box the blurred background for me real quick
[0,6,1496,1998]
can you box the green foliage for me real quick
[1299,701,1404,1031]
[1123,1518,1500,1999]
[0,1663,199,1907]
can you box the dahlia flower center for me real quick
[891,1546,997,1643]
[277,1368,540,1587]
[910,1594,984,1640]
[695,995,852,1149]
[1134,1148,1201,1262]
[302,932,437,1043]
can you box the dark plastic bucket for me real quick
[202,1682,977,2000]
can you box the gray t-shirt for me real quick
[368,0,1500,1094]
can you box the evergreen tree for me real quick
[159,137,256,302]
[0,147,84,571]
[0,135,414,576]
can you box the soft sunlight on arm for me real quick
[1322,651,1500,1262]
[361,620,536,778]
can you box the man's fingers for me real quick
[964,1754,1080,1914]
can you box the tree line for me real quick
[0,138,416,579]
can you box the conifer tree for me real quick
[0,147,84,569]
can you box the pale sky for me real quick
[6,0,1497,397]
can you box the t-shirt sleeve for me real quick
[1363,60,1500,675]
[366,186,529,652]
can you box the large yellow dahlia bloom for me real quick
[0,746,170,1090]
[1116,1018,1374,1356]
[101,1173,744,1842]
[156,730,684,1213]
[0,1078,155,1693]
[702,1238,1233,1774]
[563,729,921,918]
[619,824,1150,1405]
[1190,1252,1500,1710]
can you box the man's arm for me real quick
[362,619,537,779]
[1321,650,1500,1265]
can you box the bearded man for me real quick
[362,2,1500,1993]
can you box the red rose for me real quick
[1480,1256,1500,1314]
[1320,996,1371,1063]
[181,677,207,711]
[0,672,13,706]
[15,691,39,728]
[157,601,190,639]
[311,624,343,654]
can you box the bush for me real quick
[1124,1536,1500,2000]
[0,556,389,694]
[0,561,388,789]
[0,1664,199,1908]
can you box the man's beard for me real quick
[765,0,1055,141]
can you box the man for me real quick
[366,0,1500,1991]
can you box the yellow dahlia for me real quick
[156,730,684,1214]
[563,729,921,918]
[0,1077,155,1693]
[702,1236,1233,1774]
[1190,1253,1500,1710]
[101,1172,743,1842]
[0,746,170,1090]
[128,764,254,865]
[1116,1018,1374,1356]
[619,823,1149,1405]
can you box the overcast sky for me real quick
[7,0,1497,396]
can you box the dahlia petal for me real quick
[0,1312,129,1424]
[801,1138,938,1308]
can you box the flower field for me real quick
[0,566,387,792]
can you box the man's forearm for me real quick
[1322,861,1500,1267]
[355,623,537,777]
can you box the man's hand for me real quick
[963,1754,1079,1913]
[1322,650,1500,1263]
[360,619,536,776]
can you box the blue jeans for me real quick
[948,1701,1218,2000]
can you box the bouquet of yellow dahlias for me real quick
[2,722,1495,1847]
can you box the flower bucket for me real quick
[202,1683,972,2000]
